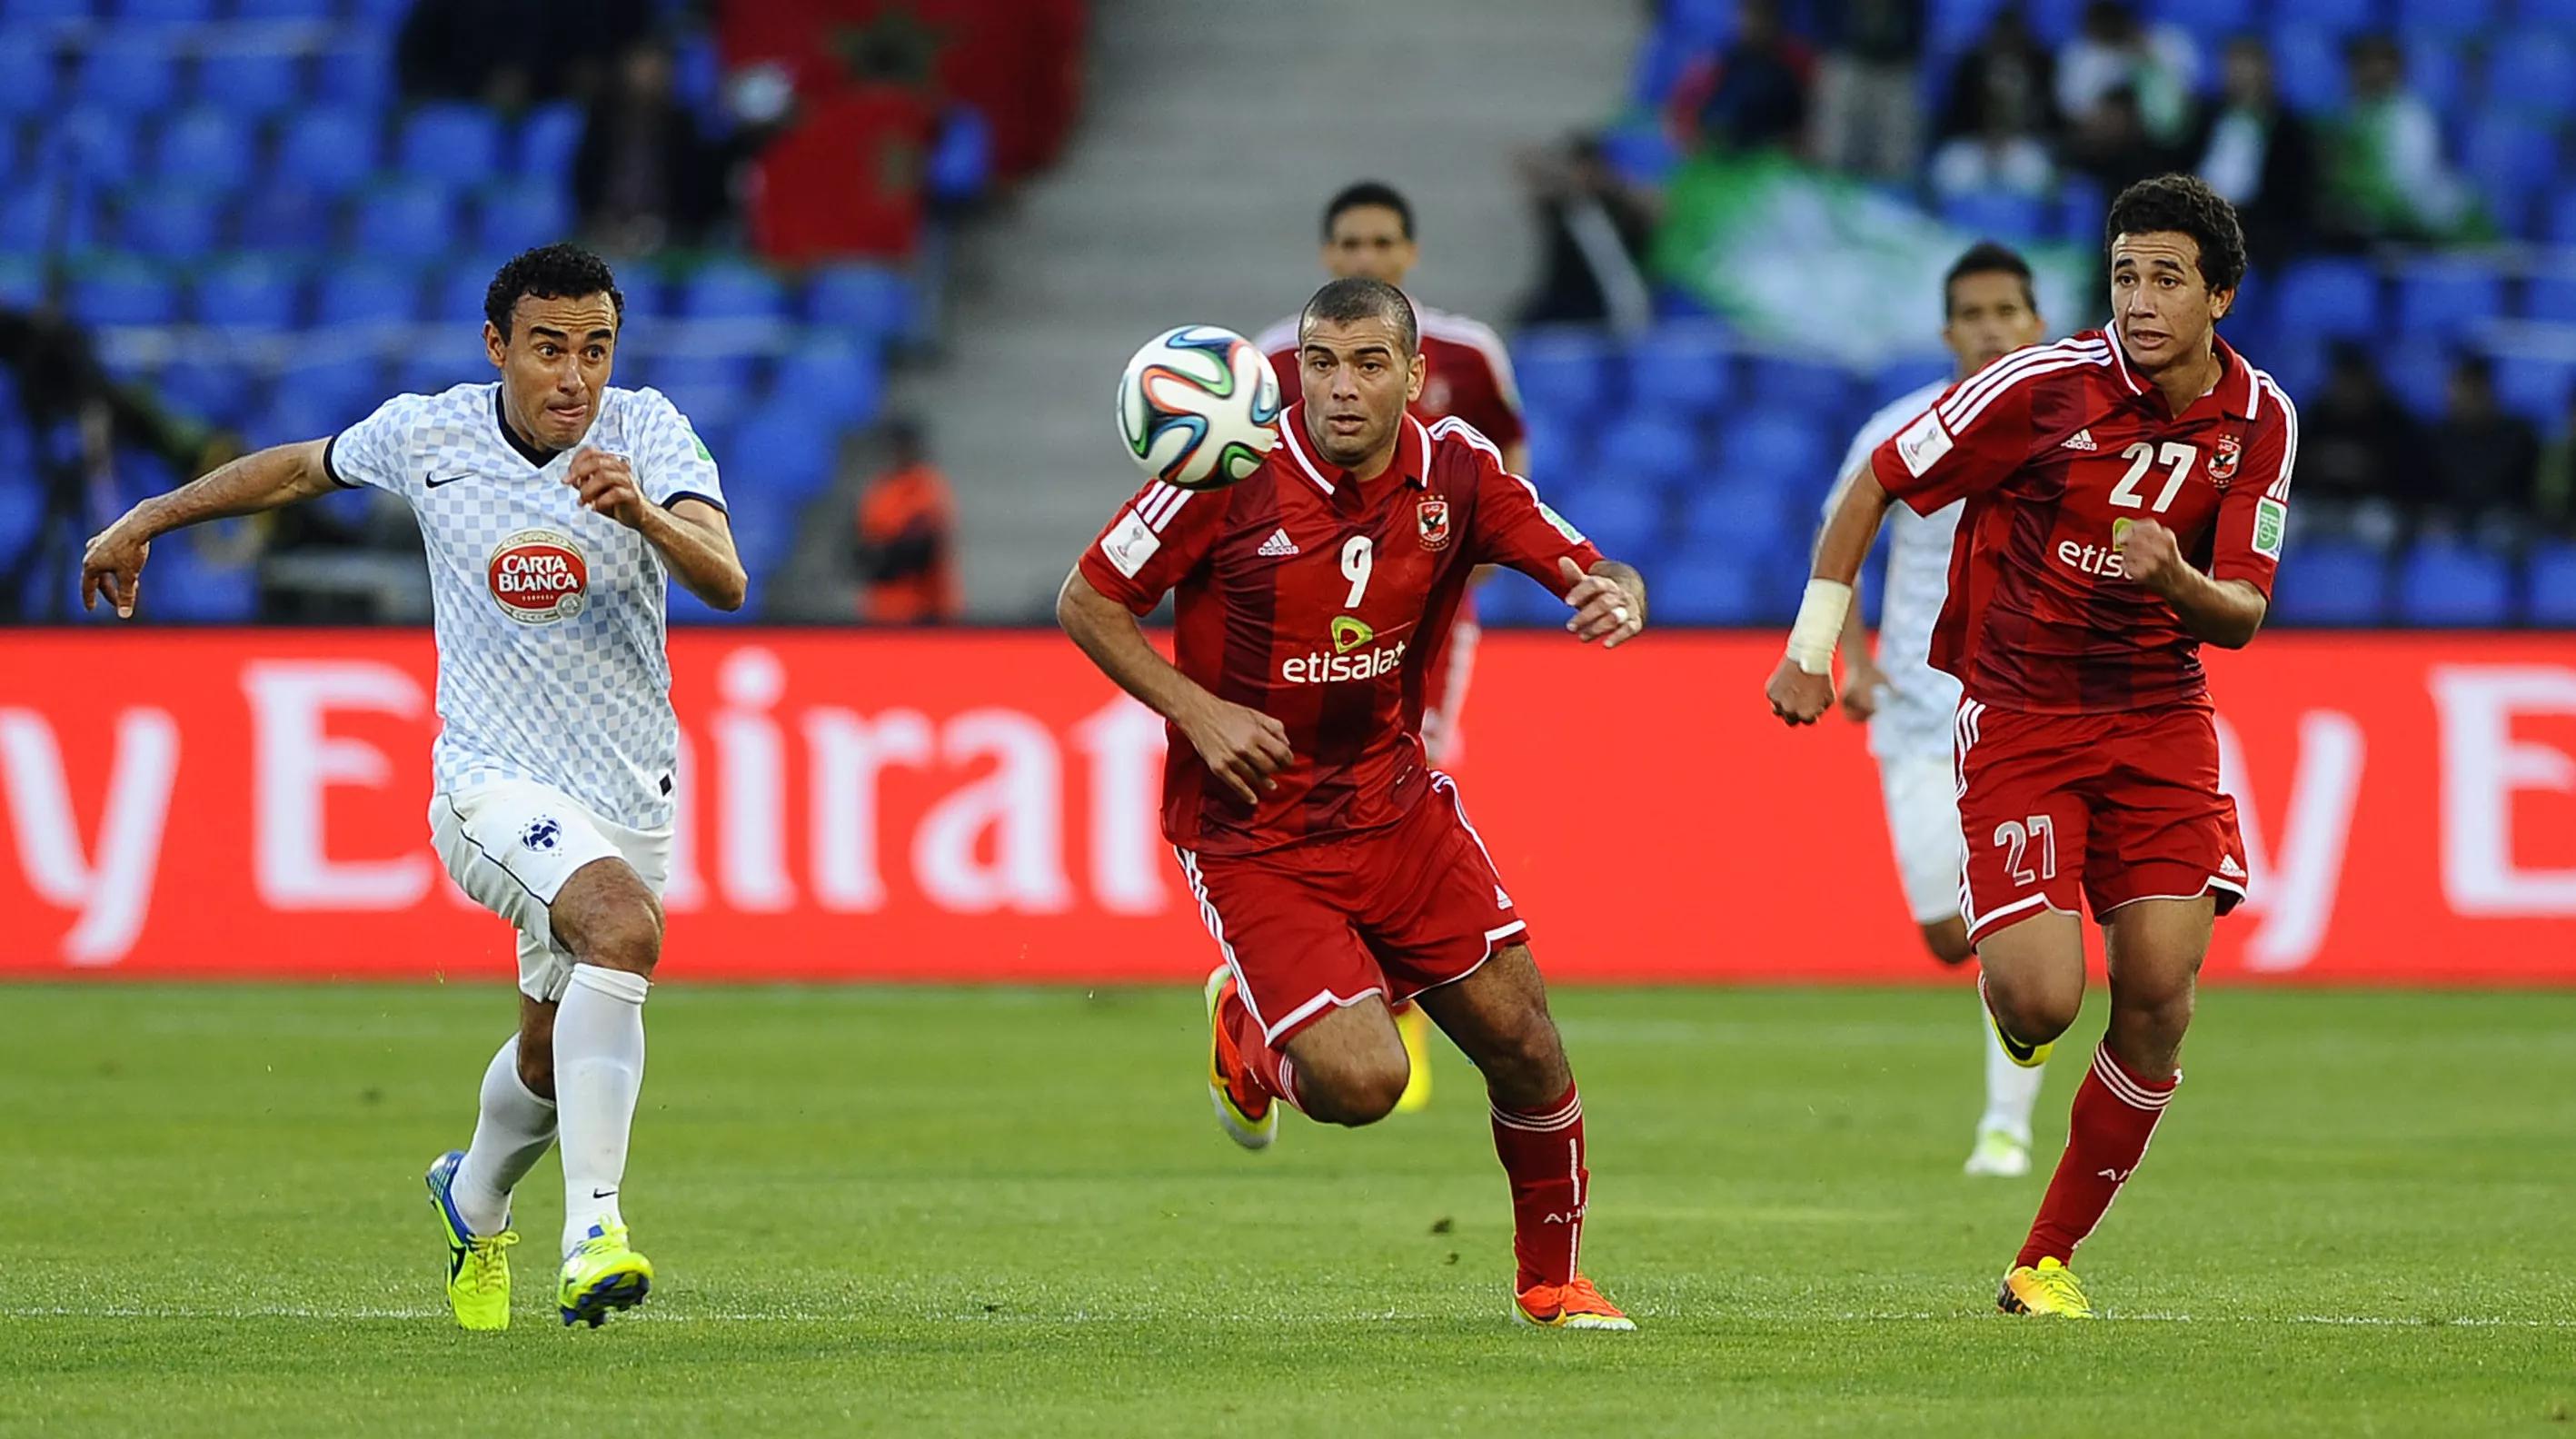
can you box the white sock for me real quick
[451,1035,556,1236]
[555,963,651,1253]
[1979,991,2045,1145]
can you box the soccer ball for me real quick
[1115,325,1283,491]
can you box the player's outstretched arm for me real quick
[1767,467,1900,726]
[1055,568,1291,806]
[1557,556,1646,648]
[2117,519,2268,649]
[81,438,333,619]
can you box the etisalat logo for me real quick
[1280,615,1406,683]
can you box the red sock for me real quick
[1490,1083,1586,1291]
[2016,1042,2177,1269]
[1219,983,1303,1114]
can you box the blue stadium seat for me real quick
[0,469,44,564]
[516,103,583,185]
[1624,326,1735,418]
[2521,0,2576,24]
[353,184,458,263]
[2273,258,2379,342]
[2489,33,2576,121]
[116,0,219,22]
[274,109,382,195]
[0,41,58,119]
[309,45,393,112]
[432,263,492,325]
[2271,540,2388,625]
[75,41,179,113]
[804,266,914,342]
[473,179,573,255]
[194,262,303,332]
[734,401,841,502]
[1680,478,1795,552]
[147,539,258,623]
[1927,0,2009,53]
[2526,273,2576,325]
[192,46,303,118]
[2398,541,2515,626]
[2462,118,2558,237]
[2379,342,2454,421]
[2394,262,2505,342]
[398,104,506,189]
[2394,0,2498,37]
[770,338,885,422]
[610,269,665,322]
[1722,413,1829,481]
[68,269,177,327]
[1940,190,2048,242]
[1626,25,1698,107]
[2404,36,2468,122]
[2526,543,2576,627]
[1511,331,1614,419]
[153,108,256,190]
[646,354,757,428]
[118,188,224,261]
[1558,481,1661,558]
[928,104,992,205]
[1597,121,1681,186]
[347,0,414,24]
[54,109,143,187]
[2293,0,2378,34]
[7,0,95,23]
[270,356,384,430]
[0,190,58,253]
[1591,415,1700,489]
[239,188,336,254]
[2270,25,2347,114]
[681,262,789,323]
[1475,570,1561,627]
[232,0,338,16]
[1655,558,1763,624]
[1871,356,1951,412]
[2549,194,2576,248]
[1745,355,1851,417]
[2148,0,2254,32]
[154,359,254,428]
[0,259,47,308]
[2492,353,2576,427]
[1519,413,1586,484]
[313,263,422,328]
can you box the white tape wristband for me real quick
[1785,579,1852,677]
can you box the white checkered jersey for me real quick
[1823,380,1964,761]
[327,382,726,828]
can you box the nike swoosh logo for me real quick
[592,1187,618,1199]
[424,473,476,489]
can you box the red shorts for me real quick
[1176,773,1527,1047]
[1954,698,2248,945]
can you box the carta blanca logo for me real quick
[1330,615,1374,654]
[1282,637,1407,684]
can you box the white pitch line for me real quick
[5,1306,2571,1328]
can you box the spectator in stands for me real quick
[2320,35,2484,245]
[2299,341,2427,550]
[2186,36,2318,269]
[2537,391,2576,536]
[1514,132,1656,332]
[1673,0,1815,156]
[2057,2,2198,149]
[1933,8,2058,175]
[1811,0,1925,181]
[398,0,651,106]
[2061,84,2174,200]
[851,419,959,624]
[576,39,728,254]
[2427,354,2541,545]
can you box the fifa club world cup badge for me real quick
[1417,497,1453,551]
[2208,434,2243,487]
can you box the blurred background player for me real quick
[79,244,746,1332]
[1061,279,1647,1329]
[1254,181,1529,1114]
[1770,177,2295,1319]
[1815,242,2053,1178]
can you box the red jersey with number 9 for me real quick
[1869,329,2298,715]
[1077,408,1599,856]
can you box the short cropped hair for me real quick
[1299,276,1418,355]
[486,243,625,338]
[1322,181,1414,243]
[2104,174,2248,295]
[1944,240,2038,318]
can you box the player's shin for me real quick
[554,963,650,1253]
[1490,1082,1586,1290]
[452,1035,557,1236]
[2015,1042,2175,1268]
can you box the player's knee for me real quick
[574,908,661,977]
[1985,972,2080,1044]
[1304,1055,1409,1126]
[1473,1016,1569,1106]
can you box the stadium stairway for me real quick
[900,0,1643,620]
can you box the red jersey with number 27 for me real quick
[1077,407,1600,857]
[1870,329,2299,715]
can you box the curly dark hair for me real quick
[2104,174,2247,295]
[484,243,624,337]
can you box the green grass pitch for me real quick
[5,984,2571,1436]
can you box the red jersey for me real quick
[1258,302,1526,452]
[1077,407,1600,856]
[1870,330,2297,715]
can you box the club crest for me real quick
[2208,434,2243,486]
[1417,497,1452,551]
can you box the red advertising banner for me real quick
[2,630,2571,985]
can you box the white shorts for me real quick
[1877,752,1964,925]
[430,779,671,1002]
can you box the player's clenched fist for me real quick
[2117,518,2184,596]
[1765,655,1835,726]
[1178,697,1294,807]
[566,449,647,528]
[79,521,151,620]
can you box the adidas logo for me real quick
[1257,528,1298,557]
[2220,855,2245,878]
[1494,885,1514,909]
[2061,428,2099,452]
